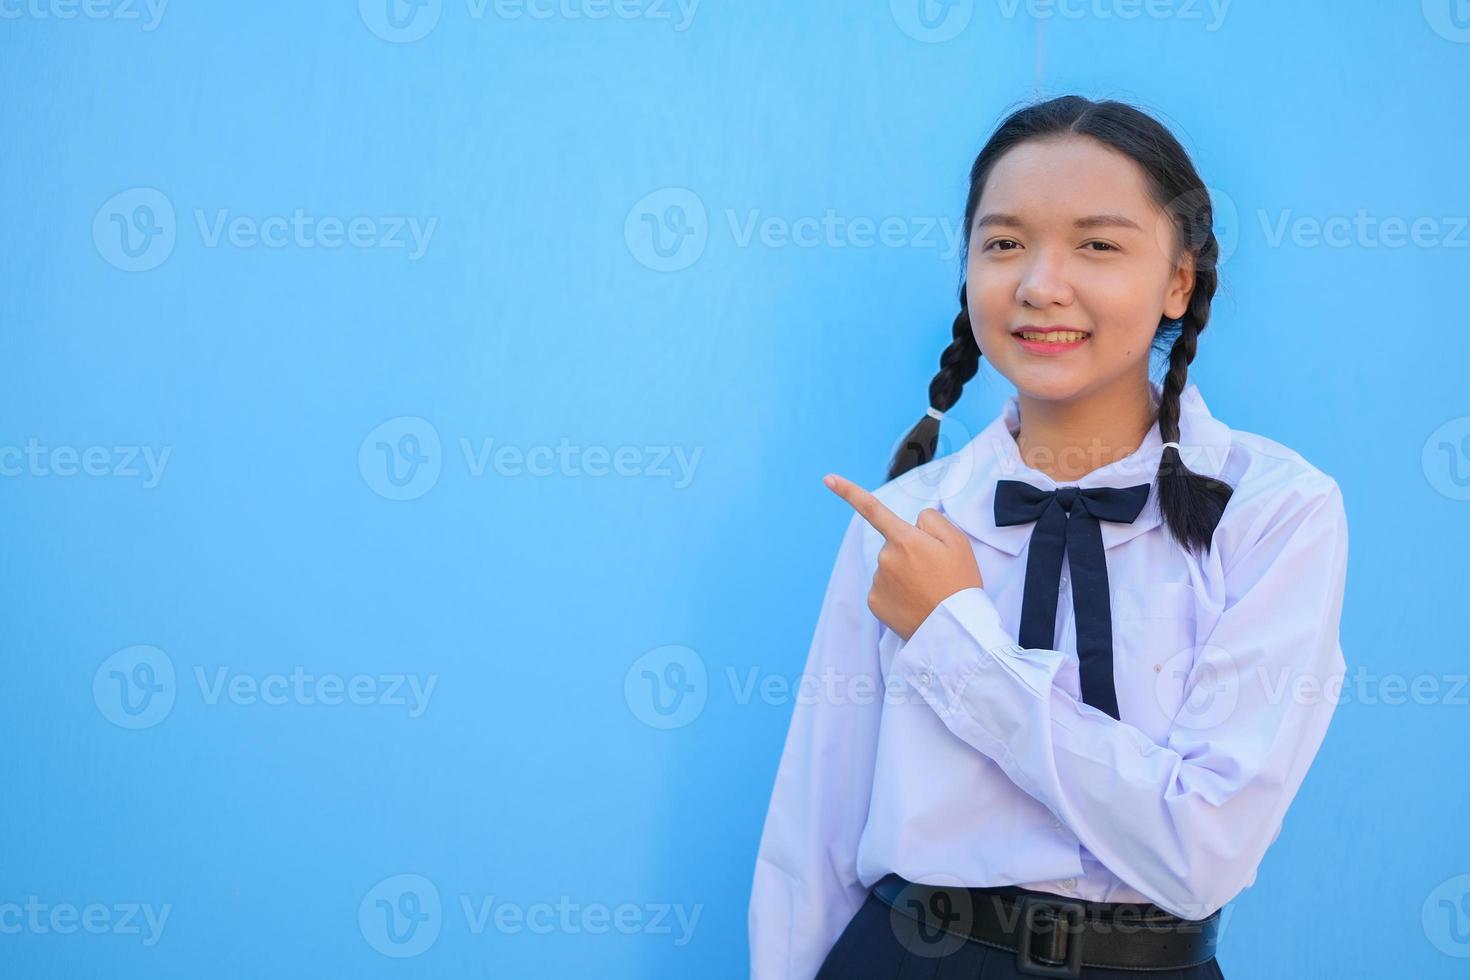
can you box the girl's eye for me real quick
[983,239,1118,253]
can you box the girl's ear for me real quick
[1163,248,1196,321]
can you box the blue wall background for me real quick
[2,1,1467,976]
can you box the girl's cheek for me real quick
[969,277,1009,319]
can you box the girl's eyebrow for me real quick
[976,212,1143,231]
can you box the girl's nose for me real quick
[1015,250,1075,308]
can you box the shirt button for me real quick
[1052,816,1064,830]
[1059,576,1069,593]
[918,668,932,688]
[1060,878,1077,891]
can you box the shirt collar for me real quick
[929,380,1233,555]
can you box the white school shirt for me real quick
[748,380,1349,980]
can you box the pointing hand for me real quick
[823,473,985,642]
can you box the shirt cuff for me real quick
[893,587,1027,715]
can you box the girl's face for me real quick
[966,135,1196,403]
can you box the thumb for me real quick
[915,506,961,543]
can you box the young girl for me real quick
[748,96,1349,979]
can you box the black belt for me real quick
[871,873,1219,977]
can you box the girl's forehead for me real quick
[982,138,1157,217]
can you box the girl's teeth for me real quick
[1019,331,1087,343]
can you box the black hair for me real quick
[887,95,1233,556]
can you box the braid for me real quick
[1153,218,1232,555]
[886,281,981,480]
[928,285,981,415]
[1156,315,1197,477]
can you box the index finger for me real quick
[823,473,915,542]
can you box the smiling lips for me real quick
[1013,325,1089,340]
[1012,326,1091,351]
[1011,327,1093,354]
[1016,329,1089,343]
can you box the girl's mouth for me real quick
[1012,329,1090,354]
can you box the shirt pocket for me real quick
[1111,582,1199,739]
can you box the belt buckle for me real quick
[1015,895,1086,978]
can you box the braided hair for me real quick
[887,95,1233,556]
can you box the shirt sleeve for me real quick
[890,481,1350,920]
[749,511,884,980]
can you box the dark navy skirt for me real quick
[815,886,1226,980]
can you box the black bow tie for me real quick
[993,480,1152,721]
